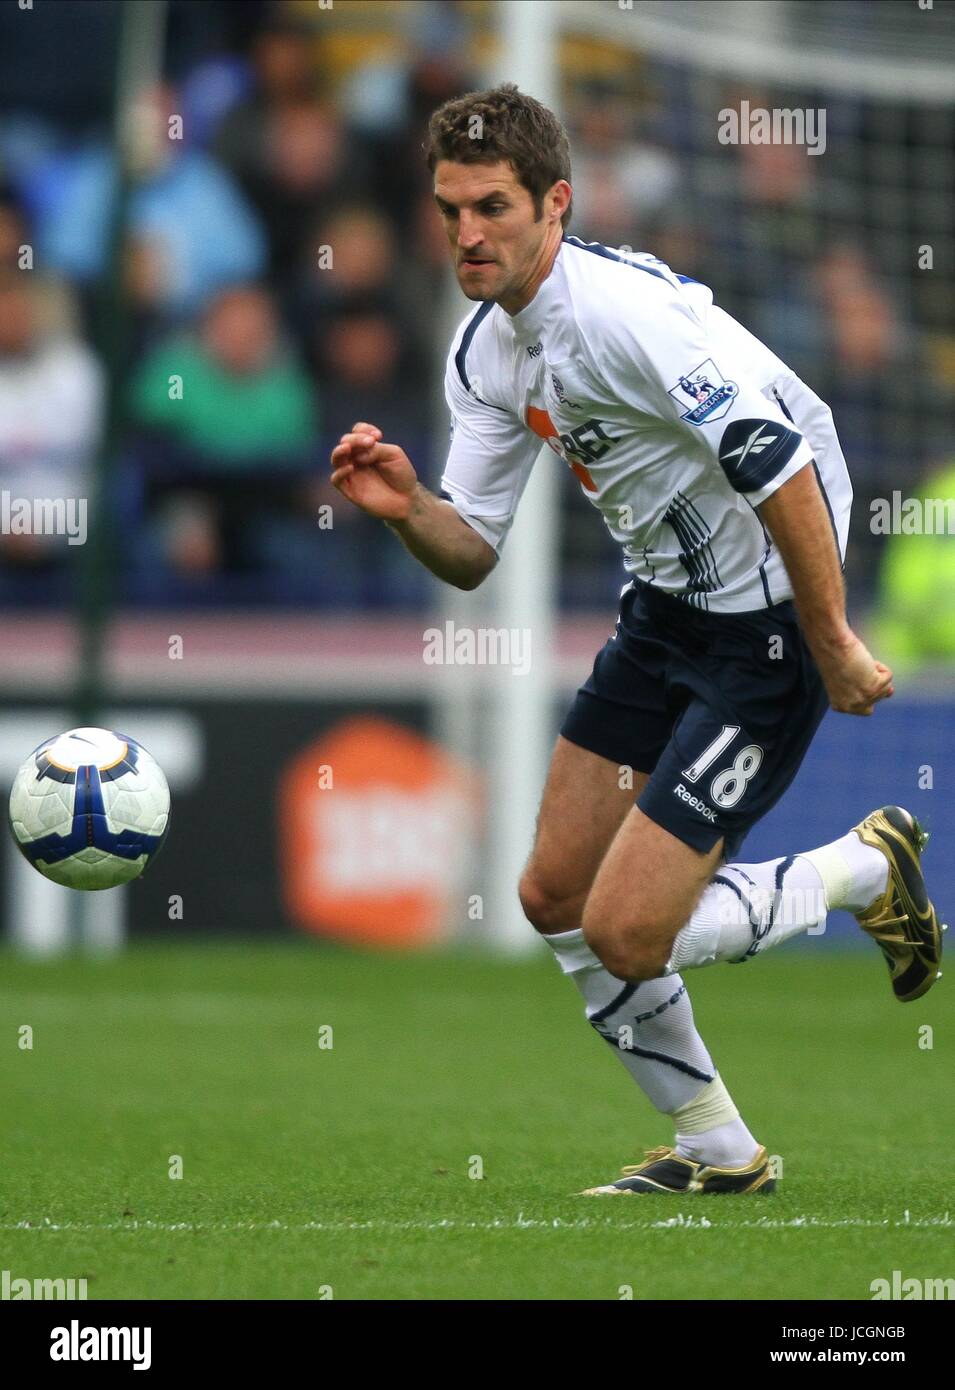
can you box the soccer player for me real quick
[330,84,943,1196]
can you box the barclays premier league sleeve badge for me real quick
[668,359,739,425]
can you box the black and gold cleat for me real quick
[852,806,945,1003]
[580,1144,775,1196]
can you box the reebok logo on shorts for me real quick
[673,783,718,822]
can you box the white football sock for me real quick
[675,1114,761,1168]
[672,1079,760,1166]
[667,854,829,971]
[543,928,756,1165]
[798,829,889,913]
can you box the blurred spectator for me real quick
[131,283,315,462]
[400,188,458,353]
[177,55,254,153]
[286,203,421,361]
[344,53,475,237]
[127,284,317,581]
[0,270,103,571]
[216,15,319,139]
[568,82,680,247]
[164,0,273,88]
[811,245,906,491]
[811,244,947,489]
[316,298,421,441]
[25,82,266,320]
[680,87,826,379]
[815,245,902,377]
[310,205,394,300]
[341,1,471,138]
[211,17,364,285]
[307,296,433,608]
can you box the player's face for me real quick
[433,160,566,313]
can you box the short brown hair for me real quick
[424,82,573,229]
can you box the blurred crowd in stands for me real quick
[0,0,952,651]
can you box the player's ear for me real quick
[549,179,572,225]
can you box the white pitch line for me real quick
[3,1213,951,1234]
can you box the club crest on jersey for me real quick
[550,373,582,410]
[668,358,738,425]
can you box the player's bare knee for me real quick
[518,870,581,935]
[595,940,666,982]
[628,936,674,981]
[582,910,672,982]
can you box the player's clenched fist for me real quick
[815,631,894,717]
[330,421,418,522]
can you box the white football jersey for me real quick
[440,236,852,612]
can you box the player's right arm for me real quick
[330,423,498,590]
[332,315,541,590]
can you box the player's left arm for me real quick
[597,283,893,716]
[758,465,893,716]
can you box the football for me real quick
[8,727,170,890]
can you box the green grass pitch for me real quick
[1,941,949,1300]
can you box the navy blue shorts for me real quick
[559,581,829,859]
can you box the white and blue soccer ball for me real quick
[8,727,170,890]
